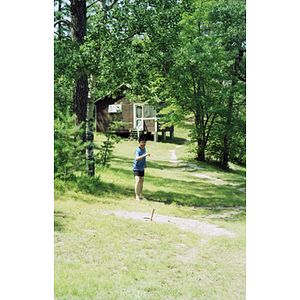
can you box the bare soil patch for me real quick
[98,210,236,237]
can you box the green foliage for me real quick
[54,175,103,196]
[76,175,102,194]
[95,111,130,168]
[54,76,73,120]
[148,0,225,162]
[86,0,186,101]
[54,0,189,176]
[54,108,88,181]
[146,0,246,167]
[54,178,67,193]
[96,139,114,168]
[206,0,246,168]
[54,0,71,40]
[54,38,74,119]
[53,0,246,173]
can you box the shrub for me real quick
[76,175,102,194]
[54,108,88,181]
[95,110,130,168]
[54,178,66,193]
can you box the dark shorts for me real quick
[133,170,144,177]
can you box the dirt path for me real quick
[169,147,246,192]
[99,210,236,237]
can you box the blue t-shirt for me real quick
[132,147,146,171]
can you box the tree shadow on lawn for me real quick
[112,155,220,172]
[228,167,246,178]
[62,152,246,208]
[108,167,246,208]
[111,156,182,171]
[64,176,245,209]
[206,210,246,222]
[109,157,246,192]
[54,210,75,232]
[146,160,183,170]
[176,161,246,186]
[145,176,245,207]
[157,136,187,145]
[144,190,242,207]
[111,156,246,187]
[68,181,134,204]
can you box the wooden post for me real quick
[150,209,155,221]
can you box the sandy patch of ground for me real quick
[194,173,224,182]
[169,150,180,163]
[98,210,235,237]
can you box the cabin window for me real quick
[134,104,157,131]
[108,104,122,113]
[135,105,155,118]
[143,105,156,118]
[136,106,142,118]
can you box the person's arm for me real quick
[135,153,150,161]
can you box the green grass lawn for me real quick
[54,127,246,299]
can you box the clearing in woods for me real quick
[54,129,246,300]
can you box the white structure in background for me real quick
[133,103,173,142]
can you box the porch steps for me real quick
[129,130,138,140]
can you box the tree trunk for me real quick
[196,139,205,161]
[70,0,88,142]
[103,140,109,166]
[195,114,205,162]
[70,0,87,44]
[237,140,246,164]
[58,0,62,40]
[86,74,96,176]
[221,93,233,171]
[222,136,229,170]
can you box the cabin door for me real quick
[134,104,143,131]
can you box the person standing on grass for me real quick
[132,135,150,201]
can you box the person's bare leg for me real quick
[139,176,144,198]
[135,176,142,200]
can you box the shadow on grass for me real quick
[112,156,182,171]
[213,210,246,222]
[145,181,244,207]
[111,156,206,172]
[56,181,133,205]
[55,174,245,208]
[146,160,183,170]
[107,167,245,208]
[55,147,245,209]
[111,155,246,186]
[157,136,188,145]
[54,210,74,232]
[109,157,246,189]
[185,159,246,176]
[229,168,246,178]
